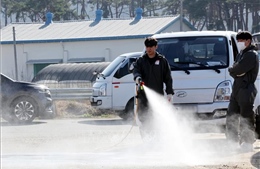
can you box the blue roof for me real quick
[1,15,196,44]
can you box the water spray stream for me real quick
[132,85,231,166]
[141,85,199,164]
[90,84,230,166]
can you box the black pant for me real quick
[137,90,150,123]
[226,84,257,144]
[255,107,260,139]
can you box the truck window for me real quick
[114,60,129,79]
[101,56,126,77]
[157,36,229,70]
[128,58,137,73]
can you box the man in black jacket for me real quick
[226,31,259,152]
[133,37,174,138]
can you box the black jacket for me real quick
[228,44,259,93]
[133,52,174,95]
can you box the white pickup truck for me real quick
[91,31,260,129]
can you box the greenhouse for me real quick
[32,62,110,89]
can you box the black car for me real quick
[0,73,54,123]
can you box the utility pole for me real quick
[76,0,79,18]
[180,0,183,31]
[12,26,18,80]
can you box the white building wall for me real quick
[26,43,64,60]
[1,44,23,80]
[1,43,64,80]
[63,39,144,62]
[1,38,145,81]
[25,43,64,80]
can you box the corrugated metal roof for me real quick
[1,15,195,43]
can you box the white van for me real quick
[91,52,143,119]
[91,31,260,125]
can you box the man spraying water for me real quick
[133,37,174,139]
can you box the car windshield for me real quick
[101,56,126,77]
[157,36,229,70]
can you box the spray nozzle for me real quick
[140,81,144,90]
[140,81,144,86]
[137,81,145,91]
[135,77,145,92]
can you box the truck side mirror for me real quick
[128,58,137,73]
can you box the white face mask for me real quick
[237,42,246,51]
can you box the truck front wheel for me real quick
[119,98,134,120]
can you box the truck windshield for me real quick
[101,56,126,77]
[157,36,229,70]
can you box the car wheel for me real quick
[119,98,134,120]
[10,96,38,123]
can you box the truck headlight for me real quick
[99,84,107,96]
[214,80,232,102]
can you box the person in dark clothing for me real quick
[133,37,174,139]
[226,31,259,152]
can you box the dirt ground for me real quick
[49,100,260,169]
[2,116,260,169]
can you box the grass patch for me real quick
[53,100,118,118]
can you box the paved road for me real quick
[1,118,260,169]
